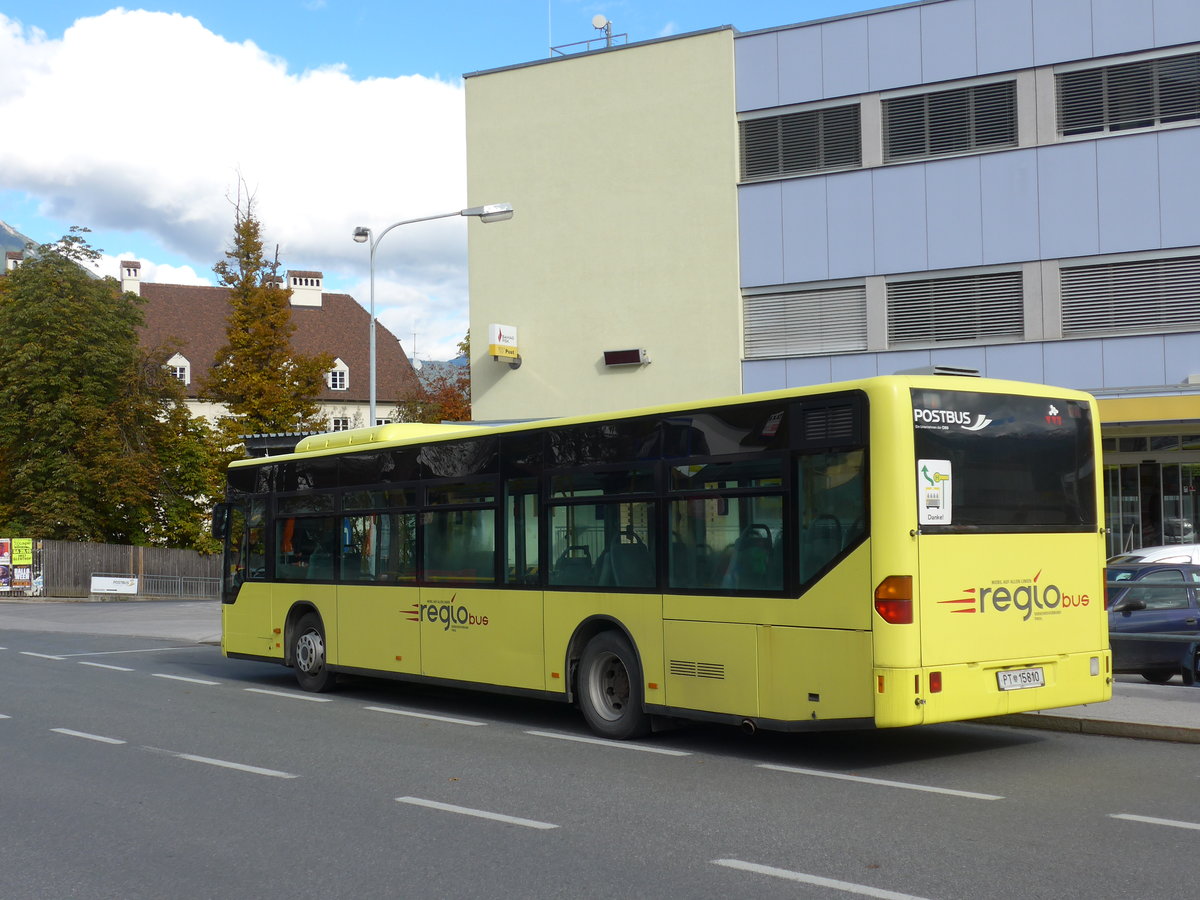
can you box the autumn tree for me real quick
[201,195,332,443]
[393,331,471,423]
[0,228,224,548]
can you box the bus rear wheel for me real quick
[578,632,650,740]
[293,613,335,692]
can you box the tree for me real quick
[201,194,333,443]
[393,331,471,423]
[0,228,224,549]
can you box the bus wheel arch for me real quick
[288,606,335,693]
[570,620,651,740]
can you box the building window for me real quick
[883,81,1017,162]
[166,353,190,386]
[1061,254,1200,337]
[1058,52,1200,136]
[375,418,394,426]
[743,284,867,359]
[330,417,350,431]
[887,271,1023,347]
[739,104,861,181]
[327,358,349,391]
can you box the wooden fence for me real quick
[36,539,220,599]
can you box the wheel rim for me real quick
[296,629,324,674]
[584,650,630,722]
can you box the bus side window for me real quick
[797,449,866,585]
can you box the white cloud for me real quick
[0,9,472,360]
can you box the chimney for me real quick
[5,251,22,272]
[287,270,324,307]
[120,260,142,295]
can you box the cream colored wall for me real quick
[466,30,741,421]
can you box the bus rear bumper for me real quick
[874,650,1113,728]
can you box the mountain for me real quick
[1,219,37,256]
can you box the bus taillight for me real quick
[874,575,913,624]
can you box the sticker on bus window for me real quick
[918,459,952,525]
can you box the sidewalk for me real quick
[983,678,1200,744]
[3,597,1198,742]
[0,596,222,644]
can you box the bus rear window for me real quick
[911,389,1096,533]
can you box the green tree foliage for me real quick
[201,196,333,443]
[393,331,471,423]
[0,228,225,549]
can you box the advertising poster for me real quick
[0,538,10,592]
[11,538,32,591]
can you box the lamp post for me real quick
[352,203,513,427]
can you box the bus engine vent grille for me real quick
[670,660,726,680]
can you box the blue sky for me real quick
[0,1,878,359]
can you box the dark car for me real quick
[1108,563,1200,684]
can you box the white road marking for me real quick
[20,652,64,660]
[51,728,126,745]
[713,859,933,900]
[396,796,558,830]
[524,730,691,756]
[244,687,333,702]
[57,646,200,657]
[365,706,486,726]
[0,714,10,719]
[757,764,1003,800]
[78,661,135,672]
[1110,813,1200,832]
[152,674,220,685]
[170,752,299,779]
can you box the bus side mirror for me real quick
[212,503,230,541]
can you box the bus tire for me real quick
[578,631,650,740]
[293,612,335,693]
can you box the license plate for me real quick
[997,667,1045,691]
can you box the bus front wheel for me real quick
[293,613,335,692]
[578,632,650,740]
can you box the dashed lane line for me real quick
[50,728,126,745]
[757,764,1003,800]
[712,859,933,900]
[19,652,65,660]
[78,661,135,672]
[365,706,486,726]
[152,674,221,686]
[1110,813,1200,832]
[168,752,299,779]
[396,796,558,830]
[524,730,691,756]
[244,687,333,702]
[57,646,203,657]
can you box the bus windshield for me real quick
[911,388,1096,533]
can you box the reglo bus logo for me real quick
[938,570,1091,621]
[406,594,490,631]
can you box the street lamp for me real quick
[352,203,514,426]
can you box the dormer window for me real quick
[166,353,190,385]
[327,358,349,391]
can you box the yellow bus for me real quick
[215,373,1111,738]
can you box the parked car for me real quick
[1109,543,1200,565]
[1107,563,1200,684]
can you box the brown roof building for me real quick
[129,264,421,429]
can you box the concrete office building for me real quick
[465,0,1200,554]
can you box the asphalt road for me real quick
[1,629,1196,900]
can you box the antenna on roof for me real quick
[592,14,613,47]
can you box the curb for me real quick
[984,713,1200,744]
